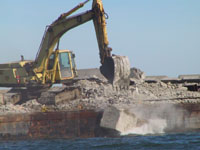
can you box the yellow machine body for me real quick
[0,0,130,89]
[0,50,76,87]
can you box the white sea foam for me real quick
[120,118,167,135]
[115,103,187,135]
[101,104,192,136]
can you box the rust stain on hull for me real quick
[0,110,117,140]
[0,103,200,140]
[29,111,102,139]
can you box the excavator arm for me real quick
[34,10,94,73]
[34,0,130,89]
[92,0,130,89]
[92,0,111,63]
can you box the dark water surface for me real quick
[0,132,200,150]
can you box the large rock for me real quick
[77,68,106,80]
[130,67,145,80]
[0,90,21,105]
[100,106,147,134]
[37,86,82,105]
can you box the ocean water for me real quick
[0,132,200,150]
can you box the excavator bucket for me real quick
[100,55,130,90]
[92,0,130,89]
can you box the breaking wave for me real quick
[101,103,193,136]
[120,118,167,135]
[114,104,187,136]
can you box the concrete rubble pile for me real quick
[0,68,200,115]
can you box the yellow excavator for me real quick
[0,0,130,93]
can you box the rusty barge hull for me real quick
[0,110,119,140]
[0,103,200,140]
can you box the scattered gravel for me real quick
[0,74,200,114]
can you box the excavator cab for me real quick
[47,50,77,83]
[58,51,76,79]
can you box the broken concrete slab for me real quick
[130,67,145,80]
[179,74,200,80]
[77,68,106,80]
[100,106,147,134]
[37,86,82,105]
[100,104,200,135]
[0,90,21,105]
[145,74,200,84]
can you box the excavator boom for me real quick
[34,0,130,89]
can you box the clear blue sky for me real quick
[0,0,200,77]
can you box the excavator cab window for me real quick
[48,54,55,70]
[58,52,72,79]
